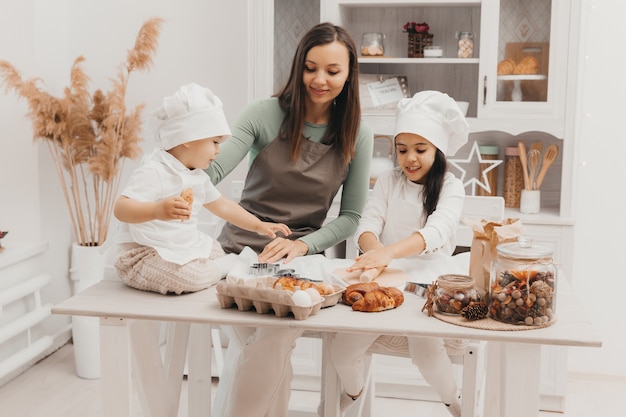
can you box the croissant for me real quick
[342,282,380,306]
[497,59,515,75]
[513,56,539,75]
[273,276,334,295]
[351,287,405,312]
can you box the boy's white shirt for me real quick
[116,149,221,265]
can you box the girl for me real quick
[328,90,470,417]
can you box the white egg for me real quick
[292,290,313,307]
[305,288,323,304]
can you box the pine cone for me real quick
[461,301,488,321]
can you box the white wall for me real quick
[568,0,626,377]
[0,0,624,382]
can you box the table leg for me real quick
[187,323,212,417]
[100,317,133,417]
[483,342,541,417]
[321,333,340,417]
[129,320,190,417]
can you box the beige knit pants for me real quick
[114,243,225,295]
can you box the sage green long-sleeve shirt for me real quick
[206,98,373,255]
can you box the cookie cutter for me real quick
[274,268,324,283]
[275,268,297,277]
[403,282,429,298]
[248,263,280,276]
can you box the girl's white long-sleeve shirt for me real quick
[355,168,465,260]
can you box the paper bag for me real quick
[463,218,524,295]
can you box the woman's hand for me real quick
[258,237,309,264]
[255,222,291,239]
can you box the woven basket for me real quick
[408,32,434,58]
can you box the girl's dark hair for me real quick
[423,150,448,217]
[274,22,361,166]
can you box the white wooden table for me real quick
[52,278,601,417]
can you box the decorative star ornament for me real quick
[448,141,503,195]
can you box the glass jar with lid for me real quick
[455,31,474,58]
[434,274,481,315]
[489,237,557,326]
[360,33,385,56]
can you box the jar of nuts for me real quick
[360,33,385,56]
[489,237,557,326]
[434,274,481,315]
[455,31,474,58]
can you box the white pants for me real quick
[212,326,304,417]
[331,333,459,404]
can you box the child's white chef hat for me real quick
[394,90,469,156]
[149,83,231,150]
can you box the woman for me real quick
[329,91,469,417]
[207,22,372,264]
[208,23,373,417]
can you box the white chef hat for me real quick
[149,83,231,150]
[394,90,469,156]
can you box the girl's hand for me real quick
[347,248,394,272]
[258,237,308,264]
[255,222,292,239]
[156,196,192,221]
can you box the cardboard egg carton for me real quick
[215,276,343,320]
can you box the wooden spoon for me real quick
[535,144,559,190]
[527,149,541,190]
[518,141,530,190]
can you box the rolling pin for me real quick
[360,268,383,283]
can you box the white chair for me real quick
[319,195,505,417]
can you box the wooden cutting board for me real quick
[332,267,411,288]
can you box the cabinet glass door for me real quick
[479,0,569,122]
[495,0,551,103]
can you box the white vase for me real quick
[69,243,108,379]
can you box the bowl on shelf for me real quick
[423,46,443,58]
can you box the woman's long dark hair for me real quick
[274,22,361,166]
[423,150,448,217]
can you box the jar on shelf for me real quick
[477,145,499,196]
[489,237,557,326]
[456,31,474,58]
[434,274,480,315]
[360,33,385,56]
[503,146,524,208]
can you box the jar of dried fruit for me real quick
[434,274,481,315]
[489,237,557,326]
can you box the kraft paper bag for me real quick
[463,217,524,295]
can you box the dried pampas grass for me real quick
[0,17,164,246]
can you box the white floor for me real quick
[0,343,625,417]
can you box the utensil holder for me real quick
[520,190,540,214]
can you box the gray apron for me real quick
[218,136,348,254]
